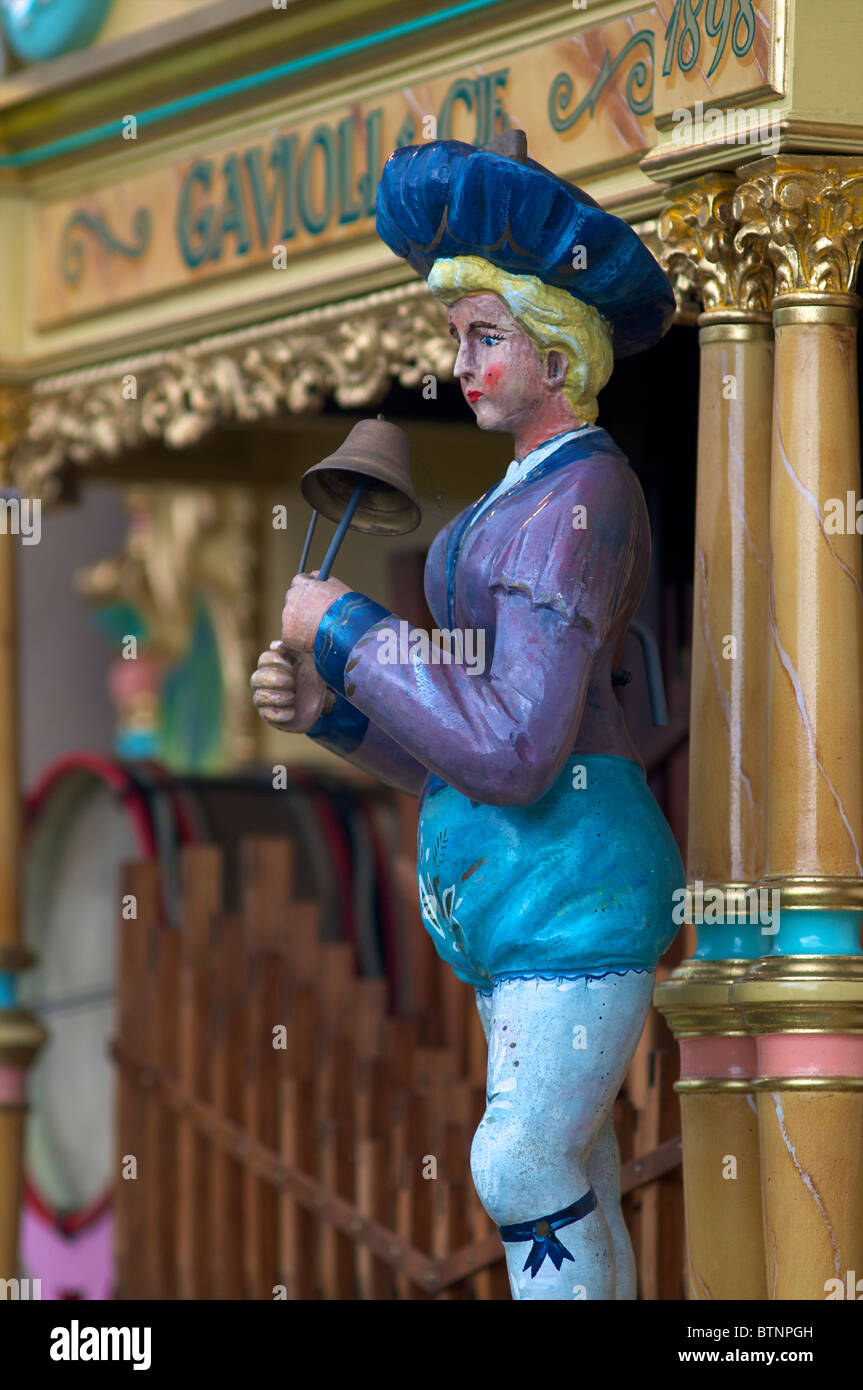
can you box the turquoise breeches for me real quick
[416,752,685,991]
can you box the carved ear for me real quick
[544,349,569,387]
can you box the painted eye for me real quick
[480,334,503,347]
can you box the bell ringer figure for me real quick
[251,130,685,1301]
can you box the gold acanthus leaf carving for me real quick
[658,172,774,314]
[733,159,863,298]
[13,284,454,499]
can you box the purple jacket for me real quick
[306,427,650,807]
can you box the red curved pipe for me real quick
[22,753,198,1237]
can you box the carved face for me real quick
[447,292,566,436]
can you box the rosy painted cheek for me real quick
[483,366,503,389]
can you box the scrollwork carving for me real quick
[13,283,454,499]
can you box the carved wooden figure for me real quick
[252,132,685,1300]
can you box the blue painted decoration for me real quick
[60,208,151,285]
[549,30,654,129]
[500,1190,597,1277]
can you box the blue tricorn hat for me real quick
[375,131,675,359]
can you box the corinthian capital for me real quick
[733,156,863,300]
[658,173,773,315]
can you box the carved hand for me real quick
[280,570,351,653]
[250,640,333,734]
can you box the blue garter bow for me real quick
[499,1189,597,1277]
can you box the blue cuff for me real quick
[313,591,391,697]
[306,693,369,755]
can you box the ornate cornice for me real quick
[658,172,774,316]
[12,282,454,499]
[733,156,863,301]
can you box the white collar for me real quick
[466,425,595,531]
[504,426,590,484]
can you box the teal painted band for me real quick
[693,910,863,959]
[0,0,509,170]
[694,921,766,961]
[762,909,863,958]
[0,974,17,1008]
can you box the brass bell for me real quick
[301,416,421,536]
[297,415,421,581]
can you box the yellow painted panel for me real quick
[94,0,217,49]
[33,11,665,328]
[649,0,781,123]
[787,0,863,125]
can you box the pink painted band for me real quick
[756,1033,863,1078]
[0,1067,27,1104]
[679,1035,758,1080]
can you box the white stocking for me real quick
[470,971,652,1300]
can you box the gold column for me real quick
[654,175,774,1300]
[730,156,863,1300]
[734,961,863,1299]
[733,158,863,895]
[0,383,45,1282]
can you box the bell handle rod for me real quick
[298,510,319,574]
[317,481,366,581]
[629,619,669,728]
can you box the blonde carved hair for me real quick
[428,254,614,425]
